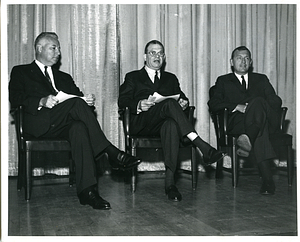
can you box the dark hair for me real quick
[34,32,58,49]
[144,40,165,54]
[231,46,252,60]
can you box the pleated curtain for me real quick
[5,4,296,175]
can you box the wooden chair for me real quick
[209,86,293,187]
[119,106,198,192]
[11,105,75,201]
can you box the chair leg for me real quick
[17,151,25,191]
[25,150,32,201]
[191,146,197,190]
[131,168,137,193]
[287,145,293,186]
[130,147,137,193]
[232,137,238,188]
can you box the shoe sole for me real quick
[260,191,275,195]
[204,153,227,166]
[111,159,142,171]
[237,148,250,157]
[237,134,252,152]
[80,201,112,210]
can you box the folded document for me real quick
[148,92,180,103]
[56,91,86,103]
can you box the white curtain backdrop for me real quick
[4,4,296,175]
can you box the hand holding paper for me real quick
[55,91,93,105]
[147,92,180,103]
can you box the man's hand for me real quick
[139,99,155,112]
[178,98,189,110]
[234,103,248,113]
[84,94,95,106]
[39,95,59,109]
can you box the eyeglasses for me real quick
[147,51,165,57]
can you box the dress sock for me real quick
[192,137,212,157]
[103,144,120,161]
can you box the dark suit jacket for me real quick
[118,67,189,133]
[208,72,282,135]
[9,61,83,137]
[208,72,282,113]
[118,67,188,111]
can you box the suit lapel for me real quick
[247,73,254,90]
[230,73,247,92]
[140,68,155,87]
[30,61,57,93]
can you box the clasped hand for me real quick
[178,98,189,110]
[40,93,95,109]
[39,95,59,109]
[235,103,248,113]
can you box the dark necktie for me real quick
[154,71,159,83]
[241,75,246,90]
[44,66,57,94]
[44,66,51,83]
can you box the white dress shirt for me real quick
[35,60,59,92]
[145,65,160,83]
[234,72,248,90]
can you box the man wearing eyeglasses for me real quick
[118,40,225,202]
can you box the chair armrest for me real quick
[280,107,288,132]
[119,107,131,135]
[10,105,25,150]
[186,106,195,124]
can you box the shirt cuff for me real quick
[137,100,142,114]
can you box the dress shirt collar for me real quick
[234,72,248,88]
[145,66,160,83]
[35,60,53,77]
[35,60,58,92]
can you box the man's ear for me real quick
[143,54,147,62]
[36,44,42,53]
[230,58,233,66]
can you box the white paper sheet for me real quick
[56,91,86,103]
[147,92,180,103]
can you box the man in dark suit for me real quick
[208,46,282,195]
[9,32,141,210]
[118,40,225,201]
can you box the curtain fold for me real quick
[6,4,296,175]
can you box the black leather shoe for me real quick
[165,185,182,202]
[110,151,141,170]
[260,180,275,195]
[203,148,226,166]
[79,186,111,210]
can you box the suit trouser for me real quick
[40,98,111,194]
[130,99,195,172]
[228,97,280,163]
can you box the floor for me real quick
[7,167,298,239]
